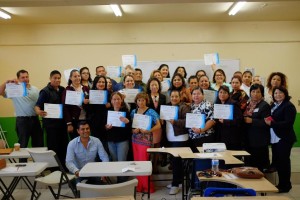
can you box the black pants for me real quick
[272,140,293,189]
[45,126,69,170]
[170,140,188,187]
[16,116,44,148]
[245,145,270,172]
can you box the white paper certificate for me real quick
[213,104,234,120]
[106,66,122,78]
[203,89,218,103]
[44,103,63,119]
[107,111,126,127]
[122,55,137,67]
[160,105,179,120]
[204,53,220,65]
[132,114,152,131]
[5,82,27,98]
[65,90,84,106]
[161,79,171,93]
[89,90,108,104]
[123,89,140,103]
[185,113,205,128]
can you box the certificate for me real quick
[161,79,171,93]
[132,114,152,131]
[65,90,84,106]
[203,89,218,103]
[204,53,220,65]
[122,55,137,67]
[185,113,205,129]
[5,82,27,98]
[106,66,122,78]
[107,111,126,127]
[160,105,179,120]
[123,89,140,103]
[44,103,63,119]
[89,90,108,104]
[213,104,234,120]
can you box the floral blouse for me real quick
[188,99,215,139]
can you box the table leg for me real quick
[0,178,15,200]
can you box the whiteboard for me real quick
[137,60,240,84]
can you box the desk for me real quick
[0,147,48,162]
[147,147,193,156]
[197,172,278,193]
[79,161,152,199]
[191,197,290,200]
[67,196,135,200]
[0,162,48,199]
[147,147,193,200]
[179,152,244,165]
[79,161,152,177]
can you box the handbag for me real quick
[231,167,264,179]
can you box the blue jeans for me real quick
[108,140,129,162]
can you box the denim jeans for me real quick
[108,140,129,162]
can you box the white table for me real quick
[0,147,48,162]
[0,162,48,199]
[80,161,152,199]
[79,161,152,177]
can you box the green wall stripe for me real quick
[1,114,300,147]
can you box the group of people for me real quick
[0,64,296,195]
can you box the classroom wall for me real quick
[0,21,299,145]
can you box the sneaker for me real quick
[169,186,180,195]
[166,183,182,189]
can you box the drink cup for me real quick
[14,143,20,151]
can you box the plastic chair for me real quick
[77,178,138,199]
[27,149,77,199]
[204,187,256,197]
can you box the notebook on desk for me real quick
[0,148,13,155]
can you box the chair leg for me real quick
[48,186,58,199]
[30,181,37,200]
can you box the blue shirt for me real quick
[65,136,109,174]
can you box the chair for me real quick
[204,187,256,197]
[188,158,230,198]
[27,149,77,199]
[77,178,138,199]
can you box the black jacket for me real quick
[270,100,297,144]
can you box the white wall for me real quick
[1,21,300,116]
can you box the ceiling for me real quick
[0,0,300,24]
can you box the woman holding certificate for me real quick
[87,75,111,152]
[118,75,138,112]
[165,90,190,195]
[170,73,192,104]
[62,69,89,139]
[244,84,271,172]
[105,92,131,182]
[215,85,244,150]
[131,92,161,193]
[188,87,215,152]
[264,86,296,193]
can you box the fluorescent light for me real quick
[110,4,122,17]
[228,1,246,16]
[0,9,11,19]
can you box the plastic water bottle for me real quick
[211,159,219,174]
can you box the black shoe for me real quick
[276,185,292,193]
[263,167,277,173]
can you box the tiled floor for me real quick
[4,147,300,200]
[10,184,300,200]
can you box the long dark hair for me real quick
[146,77,161,94]
[158,64,170,78]
[68,69,80,86]
[80,67,93,83]
[92,75,107,90]
[170,73,186,91]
